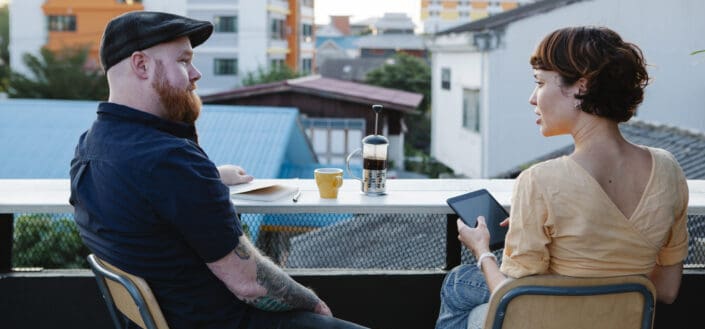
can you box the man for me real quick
[70,11,367,329]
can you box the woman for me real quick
[435,26,689,329]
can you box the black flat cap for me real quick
[99,11,213,72]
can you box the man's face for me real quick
[149,37,203,125]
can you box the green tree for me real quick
[13,214,90,269]
[241,65,302,86]
[365,53,433,153]
[8,46,108,100]
[0,4,9,92]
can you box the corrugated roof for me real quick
[437,0,586,35]
[494,119,705,179]
[0,99,316,179]
[202,75,423,114]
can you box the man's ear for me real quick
[130,51,150,79]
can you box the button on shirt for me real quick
[70,102,245,329]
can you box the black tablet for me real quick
[447,189,509,251]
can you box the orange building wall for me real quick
[286,0,300,71]
[42,0,144,68]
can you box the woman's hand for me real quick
[457,216,492,258]
[217,164,254,185]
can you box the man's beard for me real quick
[152,61,202,125]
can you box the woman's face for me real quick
[529,70,582,137]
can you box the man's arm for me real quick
[207,236,332,315]
[648,262,683,304]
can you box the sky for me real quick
[0,0,421,27]
[314,0,421,27]
[0,0,420,24]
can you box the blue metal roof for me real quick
[315,36,361,50]
[0,99,317,179]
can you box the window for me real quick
[47,15,76,32]
[441,68,451,90]
[270,19,286,40]
[301,58,312,74]
[302,23,313,42]
[214,16,237,33]
[270,59,285,69]
[214,58,238,75]
[463,89,480,132]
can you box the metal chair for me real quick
[87,254,169,329]
[483,274,656,329]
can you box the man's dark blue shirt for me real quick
[70,102,246,329]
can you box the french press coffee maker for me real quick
[346,104,389,195]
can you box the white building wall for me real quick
[144,0,186,14]
[9,0,45,76]
[237,1,269,88]
[432,0,705,178]
[188,1,240,95]
[431,49,484,178]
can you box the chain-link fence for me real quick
[10,213,705,270]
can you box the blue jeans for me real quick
[436,264,491,329]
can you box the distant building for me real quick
[314,35,361,74]
[357,34,427,60]
[315,15,374,37]
[315,13,428,80]
[185,0,316,95]
[9,0,315,95]
[421,0,536,34]
[329,15,352,35]
[372,13,416,35]
[318,57,388,82]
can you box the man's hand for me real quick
[217,164,254,185]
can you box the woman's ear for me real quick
[576,77,588,95]
[130,51,150,80]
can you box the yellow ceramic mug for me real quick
[314,168,343,199]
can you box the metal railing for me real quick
[2,179,705,272]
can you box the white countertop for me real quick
[1,178,704,215]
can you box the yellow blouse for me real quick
[500,147,689,278]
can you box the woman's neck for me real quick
[571,115,627,156]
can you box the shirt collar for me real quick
[97,102,198,141]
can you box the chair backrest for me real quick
[87,254,170,329]
[483,274,656,329]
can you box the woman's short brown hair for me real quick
[530,26,649,122]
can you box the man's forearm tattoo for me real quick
[244,257,319,312]
[233,243,250,260]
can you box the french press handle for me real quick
[345,148,362,181]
